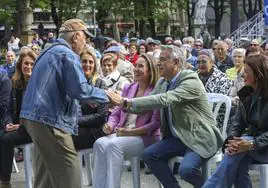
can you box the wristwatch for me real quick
[249,140,256,151]
[123,98,132,110]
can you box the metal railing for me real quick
[227,10,264,47]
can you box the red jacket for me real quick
[126,53,139,65]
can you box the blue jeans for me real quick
[202,136,253,188]
[142,137,205,188]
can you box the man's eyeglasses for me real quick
[197,60,208,65]
[159,57,171,63]
[251,44,259,47]
[195,44,202,47]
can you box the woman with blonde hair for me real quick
[72,48,109,150]
[93,54,161,188]
[0,48,36,187]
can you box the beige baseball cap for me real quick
[59,19,94,38]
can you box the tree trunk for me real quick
[51,0,60,36]
[14,0,21,35]
[110,13,120,41]
[3,21,11,49]
[96,4,109,35]
[186,0,195,37]
[230,0,238,33]
[215,13,221,38]
[134,19,139,34]
[148,18,156,37]
[139,19,146,38]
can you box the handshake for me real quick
[105,90,126,107]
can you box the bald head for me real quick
[6,51,16,64]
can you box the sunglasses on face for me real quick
[195,44,202,47]
[197,60,208,64]
[251,44,258,47]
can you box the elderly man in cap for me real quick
[20,19,109,188]
[107,45,223,188]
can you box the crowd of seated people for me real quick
[1,25,268,188]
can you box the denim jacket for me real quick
[20,38,109,135]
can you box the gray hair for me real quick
[198,49,215,62]
[232,48,246,57]
[187,37,195,43]
[224,38,233,45]
[58,31,75,43]
[160,45,186,69]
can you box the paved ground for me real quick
[10,161,260,188]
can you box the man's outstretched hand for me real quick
[105,90,124,106]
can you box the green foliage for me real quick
[0,0,16,24]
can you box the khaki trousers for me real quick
[22,119,81,188]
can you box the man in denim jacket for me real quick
[20,19,109,188]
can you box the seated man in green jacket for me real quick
[107,45,223,188]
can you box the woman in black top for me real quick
[0,48,36,186]
[72,48,108,150]
[203,54,268,188]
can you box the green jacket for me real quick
[130,70,223,158]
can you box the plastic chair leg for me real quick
[13,157,19,173]
[260,165,268,188]
[202,160,210,181]
[131,156,140,188]
[84,151,93,186]
[24,144,33,188]
[78,152,85,186]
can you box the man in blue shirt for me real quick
[20,19,109,188]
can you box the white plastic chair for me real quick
[23,145,96,188]
[13,157,19,173]
[78,148,93,186]
[203,93,232,179]
[23,143,34,188]
[129,156,141,188]
[249,164,268,188]
[158,93,232,187]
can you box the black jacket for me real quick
[77,77,108,129]
[227,86,268,152]
[0,72,12,129]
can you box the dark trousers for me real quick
[0,125,32,181]
[72,127,105,151]
[142,137,206,188]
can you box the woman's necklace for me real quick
[136,89,145,97]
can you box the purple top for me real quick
[107,82,161,147]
